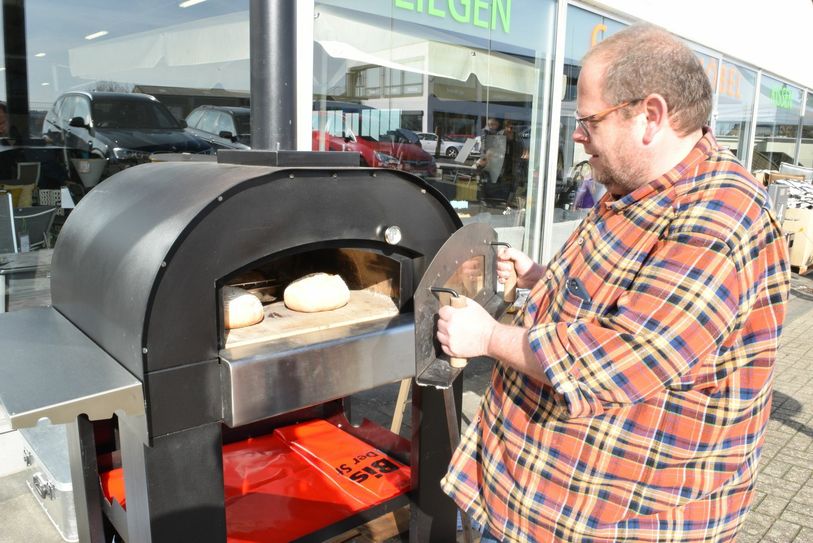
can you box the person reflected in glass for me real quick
[481,117,502,138]
[477,118,509,205]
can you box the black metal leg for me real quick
[66,415,106,543]
[119,414,227,542]
[409,376,462,543]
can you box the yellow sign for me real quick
[699,58,742,101]
[590,23,607,47]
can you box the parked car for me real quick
[42,91,212,185]
[185,105,251,150]
[416,132,464,159]
[312,113,437,178]
[182,99,437,177]
[444,133,481,157]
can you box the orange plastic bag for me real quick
[101,419,411,542]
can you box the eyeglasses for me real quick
[574,99,642,139]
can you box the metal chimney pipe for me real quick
[3,0,31,143]
[250,0,297,151]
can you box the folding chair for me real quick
[445,138,481,184]
[17,162,41,185]
[13,206,57,249]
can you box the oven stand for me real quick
[67,415,107,542]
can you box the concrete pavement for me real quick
[735,275,813,543]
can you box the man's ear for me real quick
[641,94,669,145]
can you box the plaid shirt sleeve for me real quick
[529,218,747,418]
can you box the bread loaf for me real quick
[284,273,350,313]
[223,286,264,329]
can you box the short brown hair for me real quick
[583,23,712,135]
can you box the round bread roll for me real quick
[284,273,350,313]
[223,286,265,329]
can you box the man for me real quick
[481,117,503,137]
[479,118,508,187]
[437,23,789,542]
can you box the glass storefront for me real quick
[557,6,625,218]
[753,75,803,171]
[715,61,757,165]
[312,0,556,248]
[0,1,810,266]
[694,50,718,125]
[549,6,625,251]
[1,1,250,207]
[801,92,813,168]
[696,53,758,166]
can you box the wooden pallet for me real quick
[325,506,410,543]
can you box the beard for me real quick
[591,143,649,197]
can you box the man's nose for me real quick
[572,123,589,144]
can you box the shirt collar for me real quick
[604,128,717,213]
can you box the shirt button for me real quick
[577,237,585,246]
[545,271,553,280]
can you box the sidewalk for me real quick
[735,276,813,543]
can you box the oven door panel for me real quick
[414,223,505,389]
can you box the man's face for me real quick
[573,61,646,197]
[0,109,7,137]
[487,119,499,131]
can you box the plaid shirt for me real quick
[442,132,790,542]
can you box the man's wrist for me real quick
[518,264,545,288]
[484,321,500,357]
[487,323,522,360]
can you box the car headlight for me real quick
[112,147,150,161]
[374,151,399,167]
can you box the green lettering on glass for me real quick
[428,0,445,17]
[473,0,489,29]
[492,0,510,33]
[771,86,793,110]
[393,0,510,33]
[448,0,471,23]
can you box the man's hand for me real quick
[498,248,544,288]
[437,297,497,359]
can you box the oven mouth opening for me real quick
[217,244,411,350]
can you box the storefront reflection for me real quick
[313,0,556,234]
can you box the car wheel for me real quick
[446,147,459,159]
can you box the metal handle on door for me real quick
[491,241,517,303]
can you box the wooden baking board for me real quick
[224,290,399,349]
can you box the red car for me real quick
[311,112,437,177]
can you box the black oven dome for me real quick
[50,161,461,378]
